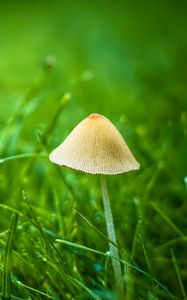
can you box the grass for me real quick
[0,1,187,299]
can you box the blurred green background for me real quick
[0,1,187,299]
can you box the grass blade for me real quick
[170,248,187,300]
[23,191,75,295]
[17,281,55,299]
[56,238,175,298]
[0,153,47,164]
[151,203,185,237]
[2,213,18,299]
[69,276,102,300]
[73,208,118,247]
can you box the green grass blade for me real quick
[56,238,176,298]
[17,281,55,299]
[73,208,118,247]
[69,276,102,300]
[23,191,75,295]
[41,93,71,145]
[0,293,27,300]
[0,152,47,164]
[170,248,187,300]
[56,238,105,256]
[151,203,185,237]
[139,233,153,275]
[0,204,23,216]
[2,213,18,299]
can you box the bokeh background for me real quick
[0,1,187,299]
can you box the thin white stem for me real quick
[100,175,124,299]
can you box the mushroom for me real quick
[49,113,140,298]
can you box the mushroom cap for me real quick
[49,113,140,175]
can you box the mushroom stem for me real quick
[100,175,124,299]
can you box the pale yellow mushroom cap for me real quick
[49,113,140,175]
